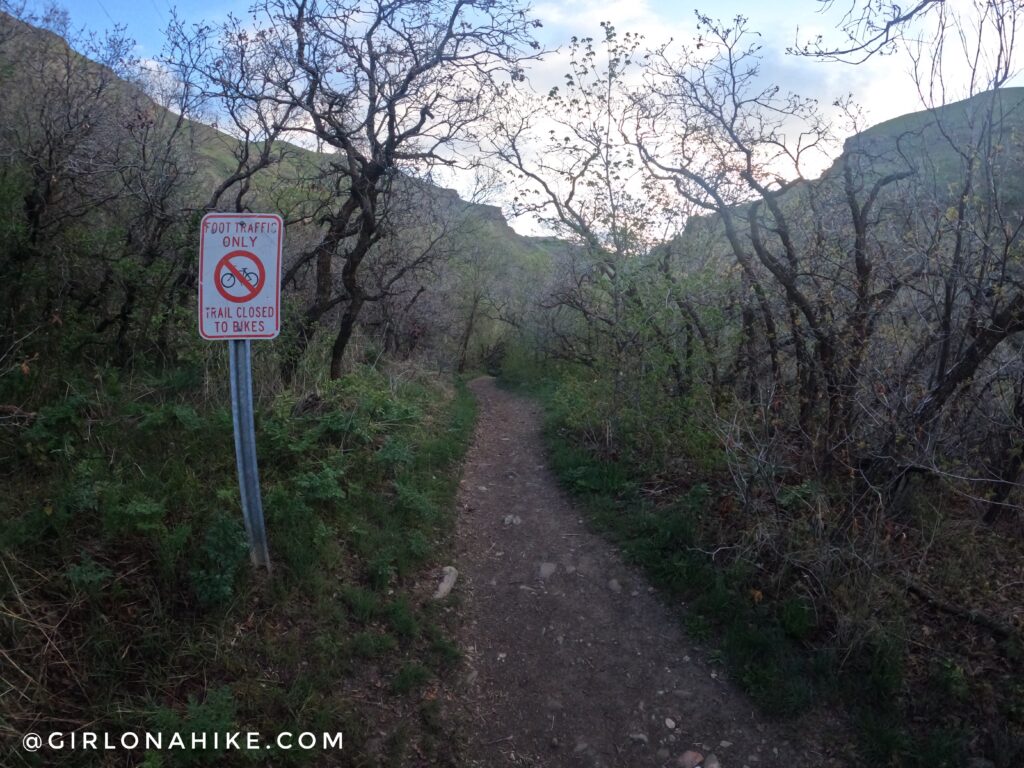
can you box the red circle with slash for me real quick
[214,250,266,303]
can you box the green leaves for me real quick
[104,495,165,537]
[65,554,114,596]
[188,512,248,608]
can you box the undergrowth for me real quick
[0,361,475,767]
[500,352,1023,768]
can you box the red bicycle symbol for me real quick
[214,251,266,303]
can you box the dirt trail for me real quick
[453,377,843,768]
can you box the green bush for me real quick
[65,554,114,597]
[188,512,248,608]
[150,688,237,767]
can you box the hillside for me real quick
[0,8,552,269]
[845,87,1024,162]
[834,87,1024,213]
[673,85,1024,269]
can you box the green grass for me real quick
[0,364,476,767]
[391,663,431,694]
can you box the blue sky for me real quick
[62,0,793,50]
[58,0,921,133]
[48,0,1020,235]
[63,0,833,58]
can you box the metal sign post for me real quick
[229,339,270,569]
[199,212,283,571]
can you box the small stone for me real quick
[703,754,721,768]
[465,670,478,685]
[432,566,458,599]
[657,748,671,761]
[550,737,560,749]
[677,750,703,768]
[665,717,676,730]
[608,578,622,593]
[539,562,557,579]
[629,732,649,744]
[719,740,732,748]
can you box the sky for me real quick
[51,0,1016,233]
[58,0,926,124]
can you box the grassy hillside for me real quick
[835,87,1024,208]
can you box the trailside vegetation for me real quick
[0,2,523,765]
[495,10,1024,767]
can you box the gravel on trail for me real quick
[450,377,849,768]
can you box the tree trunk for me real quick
[984,380,1024,524]
[914,292,1024,427]
[330,292,364,379]
[457,293,481,374]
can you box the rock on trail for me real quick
[433,565,459,600]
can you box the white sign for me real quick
[199,213,283,340]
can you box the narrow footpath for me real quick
[453,377,846,768]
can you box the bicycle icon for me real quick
[221,267,258,290]
[213,250,266,304]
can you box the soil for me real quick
[450,377,850,768]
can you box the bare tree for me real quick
[0,3,201,366]
[632,10,1024,520]
[790,0,945,62]
[0,5,136,243]
[489,24,693,440]
[173,0,541,380]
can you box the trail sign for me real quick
[197,212,284,571]
[199,213,282,340]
